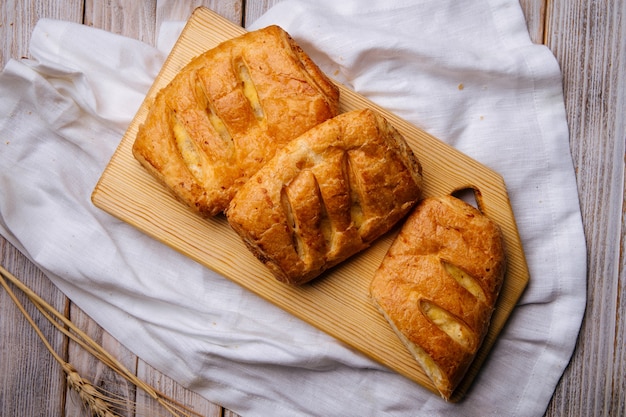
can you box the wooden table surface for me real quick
[1,1,623,416]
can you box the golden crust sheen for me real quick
[132,25,340,216]
[226,108,423,285]
[369,195,506,400]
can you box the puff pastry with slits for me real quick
[132,25,340,217]
[226,108,423,285]
[369,195,506,400]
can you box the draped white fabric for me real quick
[0,1,586,416]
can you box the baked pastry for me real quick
[132,25,340,217]
[369,195,506,400]
[226,108,423,285]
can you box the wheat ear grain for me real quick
[0,265,121,417]
[0,264,203,417]
[64,363,120,417]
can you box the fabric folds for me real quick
[0,1,586,416]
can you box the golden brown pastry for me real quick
[226,108,423,285]
[369,195,506,400]
[132,25,340,217]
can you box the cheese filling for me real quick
[420,300,474,351]
[236,59,264,120]
[442,261,487,304]
[172,118,204,182]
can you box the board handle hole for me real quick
[451,186,484,213]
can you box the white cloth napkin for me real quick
[0,1,587,416]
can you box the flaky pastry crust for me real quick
[370,195,506,400]
[226,109,423,285]
[132,25,340,216]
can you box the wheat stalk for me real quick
[0,264,203,417]
[0,266,121,416]
[65,363,121,417]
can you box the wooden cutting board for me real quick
[92,6,529,401]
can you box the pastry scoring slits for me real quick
[226,108,423,285]
[369,195,506,400]
[132,25,340,217]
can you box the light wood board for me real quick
[91,6,530,401]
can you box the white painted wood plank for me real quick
[543,0,626,415]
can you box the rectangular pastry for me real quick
[226,108,423,285]
[369,195,506,400]
[132,25,340,217]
